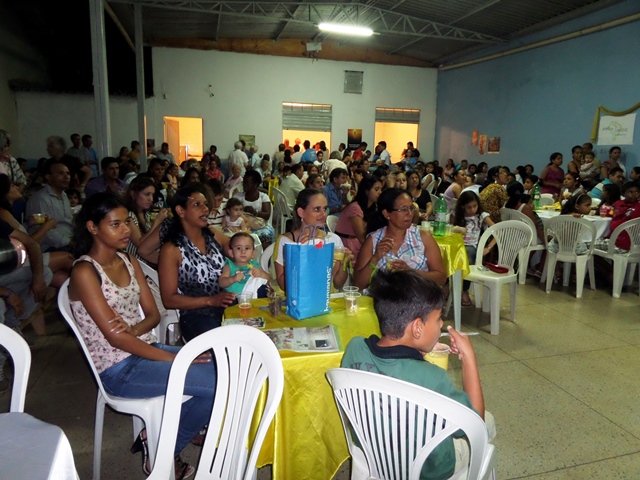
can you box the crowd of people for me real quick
[1,127,637,478]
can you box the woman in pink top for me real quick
[334,175,382,258]
[540,152,564,197]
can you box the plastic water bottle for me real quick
[434,196,448,236]
[532,183,541,210]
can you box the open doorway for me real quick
[282,130,332,154]
[374,122,419,164]
[163,116,203,164]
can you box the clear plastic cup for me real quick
[424,343,451,370]
[237,293,252,316]
[344,292,361,316]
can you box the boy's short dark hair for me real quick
[229,231,254,248]
[369,270,444,339]
[621,181,639,195]
[329,168,348,182]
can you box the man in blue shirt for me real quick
[300,140,317,164]
[323,168,348,214]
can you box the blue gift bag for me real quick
[284,241,334,320]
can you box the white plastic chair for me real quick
[539,193,555,206]
[500,207,545,284]
[272,187,293,234]
[139,260,180,344]
[0,323,31,412]
[593,217,640,298]
[148,325,284,480]
[465,220,533,335]
[0,323,79,480]
[58,279,188,480]
[326,214,339,233]
[543,216,596,298]
[326,368,495,480]
[260,242,276,278]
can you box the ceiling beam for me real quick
[151,36,434,67]
[107,1,504,44]
[447,0,503,26]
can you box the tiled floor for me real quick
[2,277,640,479]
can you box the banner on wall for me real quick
[597,113,636,145]
[347,129,362,150]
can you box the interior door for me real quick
[164,118,180,161]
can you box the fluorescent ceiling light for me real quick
[318,23,373,37]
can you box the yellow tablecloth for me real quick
[224,296,381,480]
[435,232,470,278]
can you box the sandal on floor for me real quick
[130,428,151,475]
[175,456,195,480]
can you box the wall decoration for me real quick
[347,129,362,149]
[239,134,255,147]
[488,136,501,154]
[597,113,636,145]
[591,102,640,142]
[478,134,488,155]
[471,129,479,146]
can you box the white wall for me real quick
[14,92,138,159]
[149,48,438,160]
[0,3,48,153]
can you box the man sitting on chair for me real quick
[342,269,495,479]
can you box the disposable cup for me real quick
[343,286,359,294]
[238,293,252,316]
[344,292,361,316]
[31,213,46,225]
[333,247,345,263]
[424,343,451,370]
[420,221,431,232]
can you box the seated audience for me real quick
[84,157,127,198]
[335,175,382,258]
[0,129,27,189]
[46,135,91,191]
[598,183,620,217]
[342,269,494,480]
[124,175,168,263]
[26,159,74,252]
[353,188,446,289]
[0,174,72,288]
[279,163,305,207]
[539,152,564,197]
[158,185,235,341]
[452,191,495,306]
[560,172,585,201]
[223,163,244,198]
[305,173,324,190]
[608,181,640,250]
[219,232,270,297]
[579,151,599,190]
[589,167,625,200]
[222,197,247,233]
[324,168,349,214]
[274,189,349,292]
[69,193,214,478]
[443,167,466,212]
[233,169,274,246]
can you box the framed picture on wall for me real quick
[488,136,501,154]
[347,129,362,150]
[239,134,255,148]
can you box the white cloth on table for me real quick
[0,412,79,480]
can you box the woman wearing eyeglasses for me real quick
[354,188,446,289]
[274,188,350,292]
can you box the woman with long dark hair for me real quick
[158,184,235,341]
[334,175,382,258]
[70,192,214,478]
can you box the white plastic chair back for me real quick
[58,279,173,480]
[326,214,339,233]
[607,217,640,257]
[593,217,640,298]
[475,220,533,270]
[139,260,179,343]
[539,194,555,206]
[545,216,596,257]
[148,325,284,480]
[326,368,495,480]
[500,208,545,283]
[272,187,292,234]
[0,323,31,412]
[543,216,596,298]
[429,193,439,207]
[260,243,276,279]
